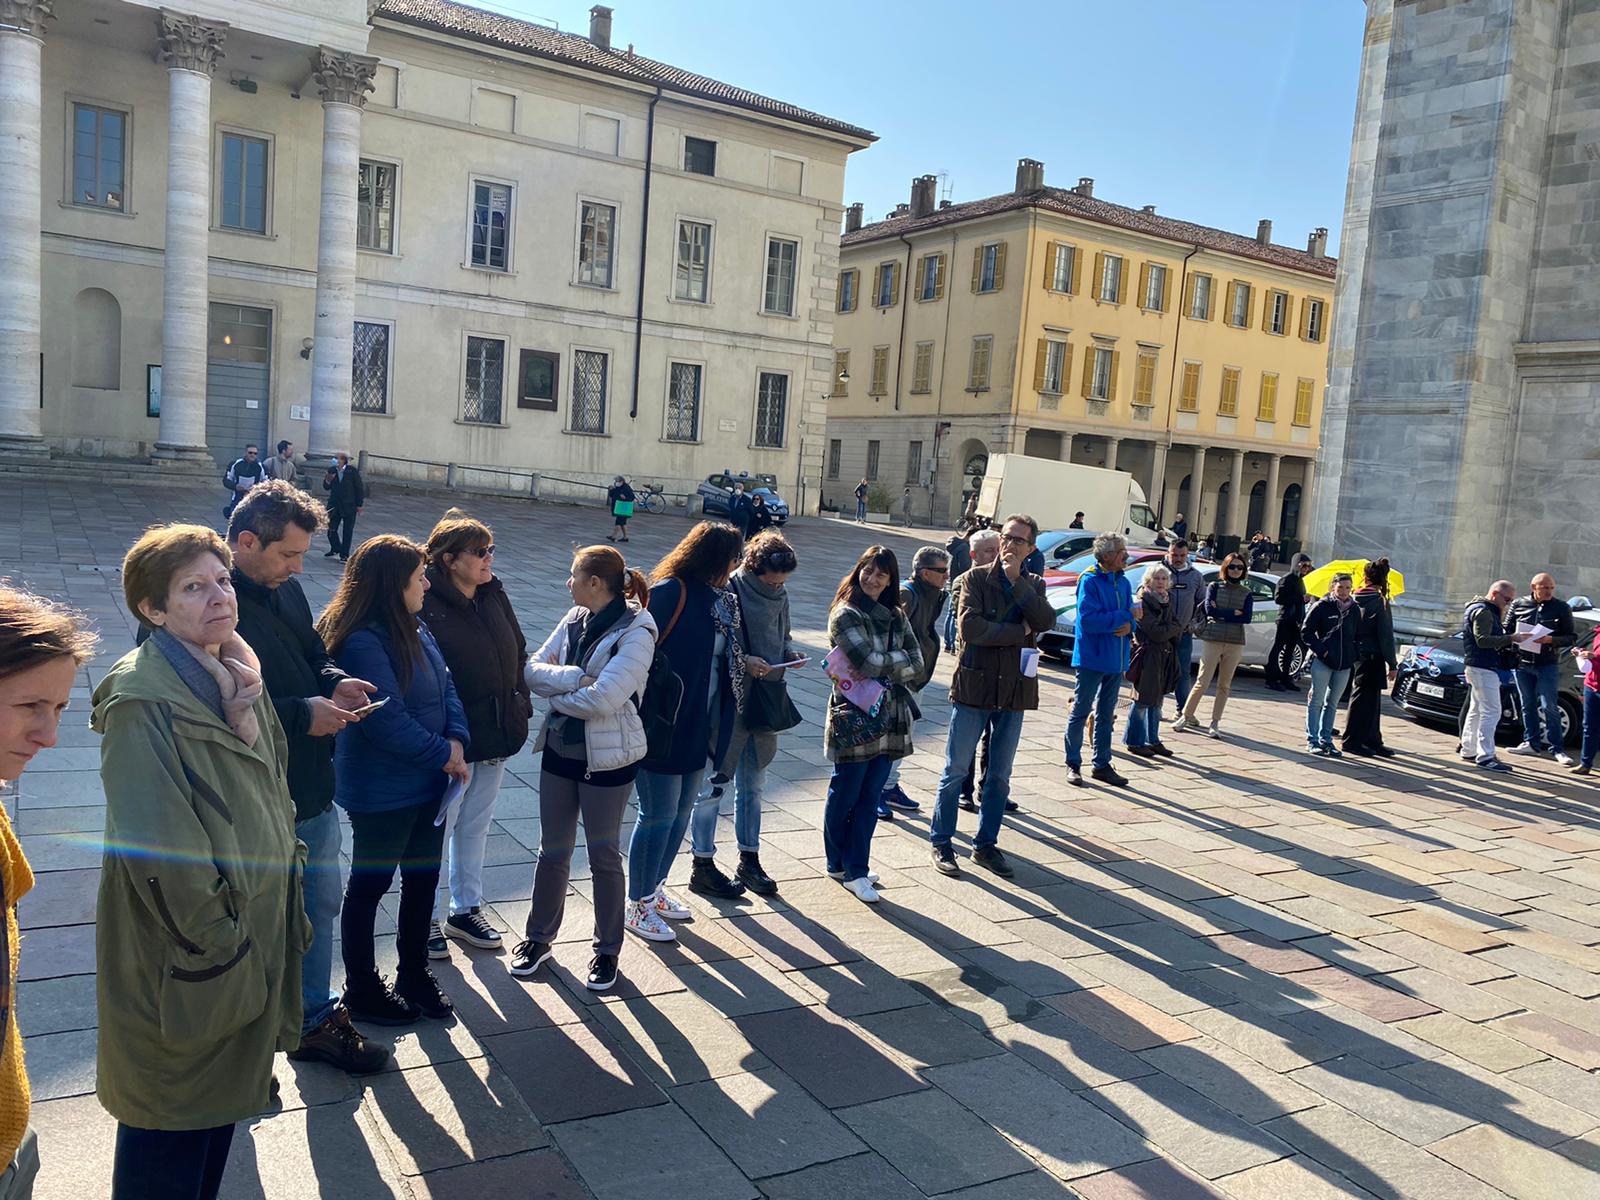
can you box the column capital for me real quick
[313,46,379,107]
[0,0,52,37]
[157,9,226,76]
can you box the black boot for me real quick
[735,851,780,897]
[689,855,746,899]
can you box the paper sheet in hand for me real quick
[1020,647,1041,678]
[1514,621,1553,647]
[435,770,471,828]
[823,646,884,714]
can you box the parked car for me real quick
[1042,546,1165,588]
[1039,561,1299,675]
[697,472,789,524]
[1036,531,1099,567]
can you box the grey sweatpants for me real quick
[526,770,633,956]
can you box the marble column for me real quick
[154,9,226,461]
[1226,449,1245,539]
[1190,444,1206,530]
[1264,453,1282,540]
[307,46,377,462]
[0,0,51,454]
[1103,436,1121,472]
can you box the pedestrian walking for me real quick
[626,522,746,932]
[318,535,471,1024]
[877,546,948,818]
[261,439,299,487]
[1162,540,1204,718]
[1301,572,1358,757]
[1571,627,1600,776]
[1341,557,1399,758]
[750,492,775,534]
[225,483,389,1075]
[726,481,754,541]
[221,443,265,519]
[511,546,657,992]
[1124,564,1181,758]
[1460,579,1519,772]
[1173,552,1253,737]
[1509,573,1576,762]
[419,510,531,959]
[1265,553,1314,690]
[824,546,922,901]
[321,451,365,562]
[92,525,304,1200]
[0,586,97,1199]
[1065,532,1136,785]
[854,478,869,523]
[901,486,914,527]
[607,476,636,543]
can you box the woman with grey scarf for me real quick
[689,531,803,896]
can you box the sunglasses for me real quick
[924,566,950,576]
[1226,565,1245,573]
[468,545,496,558]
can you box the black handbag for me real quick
[737,601,802,733]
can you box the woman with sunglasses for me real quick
[1173,553,1254,737]
[418,510,531,958]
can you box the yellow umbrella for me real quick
[1302,558,1405,599]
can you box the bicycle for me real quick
[638,482,667,515]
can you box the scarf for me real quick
[153,626,263,746]
[712,586,748,711]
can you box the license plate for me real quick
[1415,682,1446,699]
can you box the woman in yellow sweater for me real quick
[0,585,99,1199]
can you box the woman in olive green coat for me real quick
[91,524,308,1200]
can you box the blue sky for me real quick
[492,0,1367,254]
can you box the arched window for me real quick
[1280,483,1303,542]
[1247,479,1267,537]
[72,288,121,389]
[1217,480,1232,534]
[1176,474,1192,522]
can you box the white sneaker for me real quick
[1556,751,1576,766]
[828,869,880,883]
[625,899,677,942]
[651,885,692,922]
[1171,716,1194,734]
[843,877,880,903]
[1206,722,1221,738]
[1510,742,1539,756]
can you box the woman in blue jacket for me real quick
[318,535,471,1025]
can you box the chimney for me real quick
[844,202,863,234]
[1307,227,1328,259]
[938,199,952,209]
[891,203,910,219]
[1256,218,1273,246]
[588,5,613,50]
[1075,177,1094,198]
[1140,205,1156,215]
[1014,158,1044,194]
[911,174,937,218]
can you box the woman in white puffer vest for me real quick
[508,545,657,993]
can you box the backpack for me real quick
[636,583,688,766]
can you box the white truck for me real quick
[976,454,1162,541]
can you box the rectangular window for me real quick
[675,219,711,301]
[1258,372,1279,420]
[571,349,608,433]
[351,321,390,414]
[1293,378,1314,426]
[1219,366,1240,415]
[665,362,701,442]
[906,441,923,484]
[1042,340,1067,394]
[978,242,1001,293]
[911,341,934,393]
[683,135,716,176]
[837,268,858,313]
[833,349,849,396]
[1099,254,1123,303]
[357,160,396,252]
[1050,243,1075,292]
[869,346,889,396]
[1228,281,1252,327]
[220,131,269,233]
[578,201,616,287]
[1306,298,1326,343]
[1143,264,1168,311]
[1266,290,1289,335]
[865,440,880,481]
[1189,274,1213,320]
[517,349,559,411]
[470,180,511,270]
[827,438,842,479]
[875,261,898,307]
[917,253,946,301]
[1090,346,1113,400]
[1133,347,1158,406]
[1178,361,1201,412]
[968,336,993,390]
[71,103,126,211]
[763,237,798,315]
[754,372,788,448]
[463,336,505,425]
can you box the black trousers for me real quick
[112,1123,235,1200]
[1343,656,1389,750]
[342,800,445,986]
[1265,620,1304,686]
[328,508,358,556]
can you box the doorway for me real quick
[206,303,272,469]
[1247,479,1267,537]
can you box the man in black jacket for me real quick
[322,451,365,561]
[227,481,388,1073]
[1265,553,1314,690]
[1509,572,1577,762]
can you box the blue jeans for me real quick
[855,499,867,522]
[824,755,892,881]
[296,806,343,1033]
[1124,703,1160,747]
[1307,660,1351,748]
[689,738,766,855]
[1514,662,1562,751]
[1173,633,1194,714]
[1065,668,1121,770]
[627,767,704,901]
[932,706,1025,850]
[943,602,957,653]
[435,758,505,918]
[1583,684,1600,768]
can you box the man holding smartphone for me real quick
[227,482,389,1074]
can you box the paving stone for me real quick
[1393,1012,1546,1073]
[1083,1073,1289,1180]
[1203,932,1324,975]
[1185,961,1332,1017]
[1073,952,1236,1015]
[1138,1036,1325,1124]
[549,1103,759,1200]
[1430,1123,1600,1200]
[673,1065,865,1178]
[548,937,690,1004]
[1043,985,1198,1051]
[23,1028,96,1101]
[361,1057,547,1175]
[1291,966,1437,1022]
[19,866,99,928]
[1505,1059,1600,1119]
[755,1151,923,1200]
[856,1000,1006,1068]
[668,952,818,1016]
[993,1012,1159,1091]
[483,1021,666,1124]
[954,942,1101,999]
[726,910,864,972]
[1281,1003,1444,1070]
[905,964,1052,1030]
[835,1087,1040,1194]
[928,1171,1081,1197]
[16,971,96,1035]
[1214,1154,1379,1199]
[734,1005,925,1109]
[1071,1157,1229,1199]
[588,991,770,1086]
[1478,945,1600,999]
[17,921,94,980]
[1286,1057,1477,1145]
[1553,1132,1600,1173]
[428,954,588,1035]
[1181,1004,1343,1073]
[410,1149,590,1200]
[1384,908,1510,953]
[792,958,934,1016]
[1363,930,1516,984]
[1273,896,1396,939]
[1490,1012,1600,1071]
[1393,1051,1597,1148]
[1482,976,1600,1031]
[224,1101,408,1199]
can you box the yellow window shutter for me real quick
[1159,268,1171,312]
[1185,273,1197,315]
[1062,342,1072,384]
[1225,281,1237,324]
[970,246,982,293]
[1137,262,1151,309]
[1115,261,1128,305]
[1108,350,1121,400]
[935,254,946,299]
[890,262,902,307]
[1298,296,1311,339]
[1091,252,1105,299]
[994,242,1008,290]
[1071,246,1083,295]
[1043,242,1057,289]
[1081,348,1095,397]
[1244,284,1256,328]
[1261,290,1273,333]
[1032,338,1048,391]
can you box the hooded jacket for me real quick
[90,641,309,1130]
[1073,563,1136,675]
[419,569,531,763]
[527,605,658,773]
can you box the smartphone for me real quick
[349,697,389,718]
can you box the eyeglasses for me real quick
[999,534,1032,546]
[924,567,950,576]
[468,545,496,558]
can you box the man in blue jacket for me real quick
[1066,532,1135,787]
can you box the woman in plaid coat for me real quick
[823,546,923,903]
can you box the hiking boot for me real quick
[971,845,1015,879]
[587,953,619,992]
[426,921,448,959]
[395,969,453,1020]
[289,1006,390,1074]
[444,908,502,950]
[507,939,553,978]
[880,785,921,812]
[1091,765,1129,788]
[689,856,747,899]
[932,844,961,877]
[342,973,420,1027]
[735,851,780,897]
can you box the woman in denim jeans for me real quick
[1301,573,1359,757]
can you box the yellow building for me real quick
[824,160,1335,548]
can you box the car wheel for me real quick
[1558,694,1580,748]
[1286,645,1310,677]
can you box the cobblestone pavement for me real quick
[8,477,1600,1198]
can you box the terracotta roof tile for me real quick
[845,187,1336,278]
[376,0,875,142]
